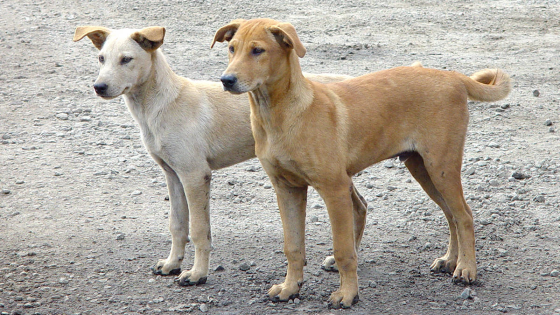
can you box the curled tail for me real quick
[460,69,511,102]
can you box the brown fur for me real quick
[213,18,511,308]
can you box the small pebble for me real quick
[245,166,258,172]
[1,134,11,140]
[1,189,10,194]
[310,216,319,223]
[80,116,92,122]
[214,265,225,272]
[55,113,68,120]
[116,233,125,241]
[550,269,559,277]
[460,288,471,300]
[368,280,377,288]
[239,263,250,271]
[488,179,499,186]
[511,172,529,180]
[383,160,394,168]
[59,277,69,284]
[294,298,300,304]
[15,180,24,184]
[533,90,540,97]
[199,304,208,313]
[545,119,553,126]
[131,190,142,196]
[533,195,545,203]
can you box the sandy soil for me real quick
[1,0,559,314]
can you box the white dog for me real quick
[73,26,352,285]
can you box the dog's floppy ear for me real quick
[73,26,111,50]
[131,26,165,52]
[211,19,245,48]
[268,22,306,58]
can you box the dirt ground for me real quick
[1,0,560,314]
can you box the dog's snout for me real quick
[220,75,237,90]
[94,83,108,95]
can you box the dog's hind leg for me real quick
[177,168,213,286]
[322,183,367,272]
[404,153,458,274]
[152,162,189,276]
[268,178,308,302]
[420,150,476,284]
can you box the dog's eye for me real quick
[252,47,265,56]
[120,57,133,65]
[98,55,105,63]
[229,46,235,54]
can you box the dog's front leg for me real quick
[268,178,308,302]
[316,180,359,309]
[152,164,189,276]
[175,169,213,286]
[322,183,367,272]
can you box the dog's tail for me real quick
[460,69,511,102]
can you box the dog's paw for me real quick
[327,291,359,309]
[177,270,208,286]
[321,256,338,272]
[452,261,477,284]
[268,282,301,302]
[152,259,181,276]
[430,256,457,274]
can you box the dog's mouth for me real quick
[223,82,261,95]
[96,86,130,99]
[223,85,244,94]
[98,94,119,100]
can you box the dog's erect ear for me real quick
[268,23,306,58]
[73,26,111,50]
[131,26,165,52]
[211,19,245,48]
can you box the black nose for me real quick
[94,83,108,95]
[220,75,237,90]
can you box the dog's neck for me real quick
[249,51,313,128]
[123,49,182,120]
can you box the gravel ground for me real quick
[1,0,559,314]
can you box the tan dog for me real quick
[73,26,353,287]
[212,18,511,308]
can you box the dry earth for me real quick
[1,0,560,314]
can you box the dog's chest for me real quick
[258,140,309,187]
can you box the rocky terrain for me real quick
[1,0,559,314]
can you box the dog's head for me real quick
[73,26,165,99]
[211,18,306,94]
